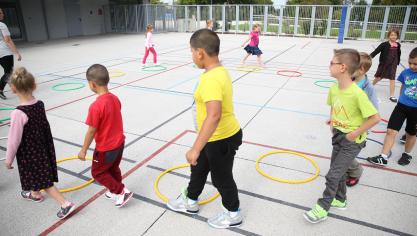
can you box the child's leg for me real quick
[142,47,150,64]
[257,55,263,66]
[207,130,242,212]
[318,131,363,210]
[404,114,417,153]
[405,133,416,153]
[241,53,250,64]
[149,47,157,64]
[186,150,210,201]
[45,185,69,206]
[381,129,399,155]
[372,77,382,85]
[91,150,125,195]
[389,79,396,97]
[109,145,124,184]
[346,159,363,179]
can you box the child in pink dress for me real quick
[142,24,158,66]
[241,24,263,67]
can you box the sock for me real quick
[229,211,239,218]
[404,152,411,156]
[381,153,388,160]
[187,198,197,205]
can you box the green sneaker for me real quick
[331,198,347,210]
[303,204,328,223]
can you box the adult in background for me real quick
[0,8,22,100]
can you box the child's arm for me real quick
[241,35,251,47]
[370,42,384,58]
[145,32,152,48]
[186,101,221,165]
[346,113,381,142]
[4,110,28,169]
[78,126,97,161]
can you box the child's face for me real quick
[389,32,398,41]
[355,66,366,77]
[409,57,417,72]
[255,26,260,32]
[191,47,204,69]
[208,22,213,28]
[329,56,349,79]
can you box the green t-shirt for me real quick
[327,83,378,143]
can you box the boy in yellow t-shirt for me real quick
[304,49,380,224]
[166,29,243,229]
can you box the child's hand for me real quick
[78,150,86,161]
[345,131,358,142]
[325,119,332,125]
[186,148,199,166]
[5,162,13,169]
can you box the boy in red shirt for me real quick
[78,64,133,207]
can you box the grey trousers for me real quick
[347,158,364,178]
[318,129,365,211]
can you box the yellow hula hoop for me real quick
[255,150,320,184]
[236,65,262,72]
[154,164,220,205]
[55,156,95,193]
[109,70,126,78]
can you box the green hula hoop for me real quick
[314,80,337,89]
[142,65,167,72]
[52,82,86,91]
[0,107,15,123]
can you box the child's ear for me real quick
[10,84,17,93]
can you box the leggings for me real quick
[142,47,157,64]
[0,55,14,91]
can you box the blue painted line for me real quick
[166,74,200,89]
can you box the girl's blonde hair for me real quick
[146,24,153,32]
[252,24,260,30]
[10,67,36,94]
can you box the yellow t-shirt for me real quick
[327,83,378,143]
[194,66,240,142]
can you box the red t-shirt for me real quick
[86,93,125,151]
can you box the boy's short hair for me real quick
[190,29,220,57]
[333,48,360,75]
[359,52,372,73]
[86,64,110,86]
[409,47,417,59]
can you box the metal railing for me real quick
[106,4,417,42]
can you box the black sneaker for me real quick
[398,153,412,166]
[367,155,388,166]
[0,91,6,100]
[400,134,406,144]
[57,202,75,219]
[389,96,398,103]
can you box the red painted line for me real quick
[301,41,311,49]
[185,129,417,177]
[39,130,189,235]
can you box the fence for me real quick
[106,4,417,42]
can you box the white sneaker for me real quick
[115,188,133,208]
[166,188,199,215]
[207,207,243,229]
[104,190,115,201]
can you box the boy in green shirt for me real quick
[304,49,380,223]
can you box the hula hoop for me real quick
[154,164,220,205]
[256,150,320,184]
[54,156,94,193]
[142,65,167,72]
[276,70,302,77]
[52,82,85,91]
[314,80,337,89]
[371,118,389,134]
[0,107,14,123]
[236,65,262,72]
[109,70,126,78]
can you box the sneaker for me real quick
[303,204,328,223]
[207,208,243,229]
[346,177,359,187]
[400,134,406,144]
[115,188,133,208]
[389,96,398,103]
[0,91,6,100]
[20,191,44,203]
[166,188,199,215]
[104,190,115,201]
[330,199,347,210]
[57,202,75,219]
[367,155,388,166]
[398,153,412,166]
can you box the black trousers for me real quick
[187,129,242,212]
[0,55,14,91]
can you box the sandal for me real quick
[398,153,412,166]
[21,191,44,203]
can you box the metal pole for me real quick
[361,5,370,39]
[222,5,225,33]
[197,5,200,29]
[343,5,351,39]
[263,5,268,34]
[309,6,316,37]
[400,6,411,41]
[380,6,390,40]
[236,5,239,34]
[326,6,333,38]
[250,5,253,31]
[278,6,283,35]
[294,6,299,35]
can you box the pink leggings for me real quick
[142,47,157,64]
